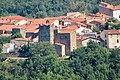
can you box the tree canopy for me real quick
[0,0,120,18]
[0,42,120,80]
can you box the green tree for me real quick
[11,32,23,39]
[0,36,11,44]
[0,44,2,53]
[28,42,57,57]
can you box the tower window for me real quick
[117,39,119,43]
[110,34,112,38]
[117,34,118,38]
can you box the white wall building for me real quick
[2,43,15,53]
[76,26,92,35]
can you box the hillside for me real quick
[0,0,120,18]
[0,42,120,80]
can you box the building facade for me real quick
[100,30,120,48]
[39,24,54,44]
[99,2,120,21]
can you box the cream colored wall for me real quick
[82,38,98,46]
[61,45,65,57]
[100,31,120,48]
[108,34,120,48]
[113,10,120,21]
[52,20,59,27]
[70,31,77,52]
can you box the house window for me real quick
[117,34,118,38]
[105,40,107,44]
[65,36,67,38]
[60,36,64,39]
[105,34,106,38]
[110,34,112,38]
[117,39,119,43]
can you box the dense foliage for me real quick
[0,33,22,44]
[0,42,120,80]
[0,0,120,18]
[11,33,23,39]
[0,36,11,44]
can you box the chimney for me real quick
[46,20,50,24]
[2,18,4,21]
[29,21,33,25]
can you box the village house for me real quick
[100,30,120,48]
[55,43,65,57]
[10,37,31,49]
[1,3,120,57]
[76,36,99,47]
[2,43,15,53]
[99,2,120,21]
[39,19,77,56]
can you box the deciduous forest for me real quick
[0,0,120,18]
[0,42,120,80]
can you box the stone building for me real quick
[99,2,120,21]
[12,27,26,38]
[54,29,77,56]
[100,30,120,48]
[38,21,77,56]
[76,36,99,47]
[39,24,54,44]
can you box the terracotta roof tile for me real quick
[71,17,85,22]
[3,16,27,20]
[64,25,78,30]
[59,29,76,34]
[3,43,10,47]
[0,25,17,31]
[55,43,65,46]
[28,18,56,25]
[76,36,96,40]
[100,2,120,10]
[14,37,32,41]
[76,22,87,27]
[104,30,120,34]
[0,34,11,37]
[92,19,106,24]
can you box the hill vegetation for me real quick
[0,0,120,18]
[0,42,120,80]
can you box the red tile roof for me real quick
[0,18,10,24]
[3,43,10,47]
[0,25,17,31]
[14,37,32,41]
[0,34,11,37]
[71,17,85,22]
[28,17,57,25]
[64,25,78,30]
[0,16,27,25]
[76,36,96,40]
[100,2,120,10]
[55,43,65,46]
[92,19,106,25]
[76,22,87,27]
[59,29,76,34]
[3,16,27,20]
[104,30,120,34]
[25,24,39,33]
